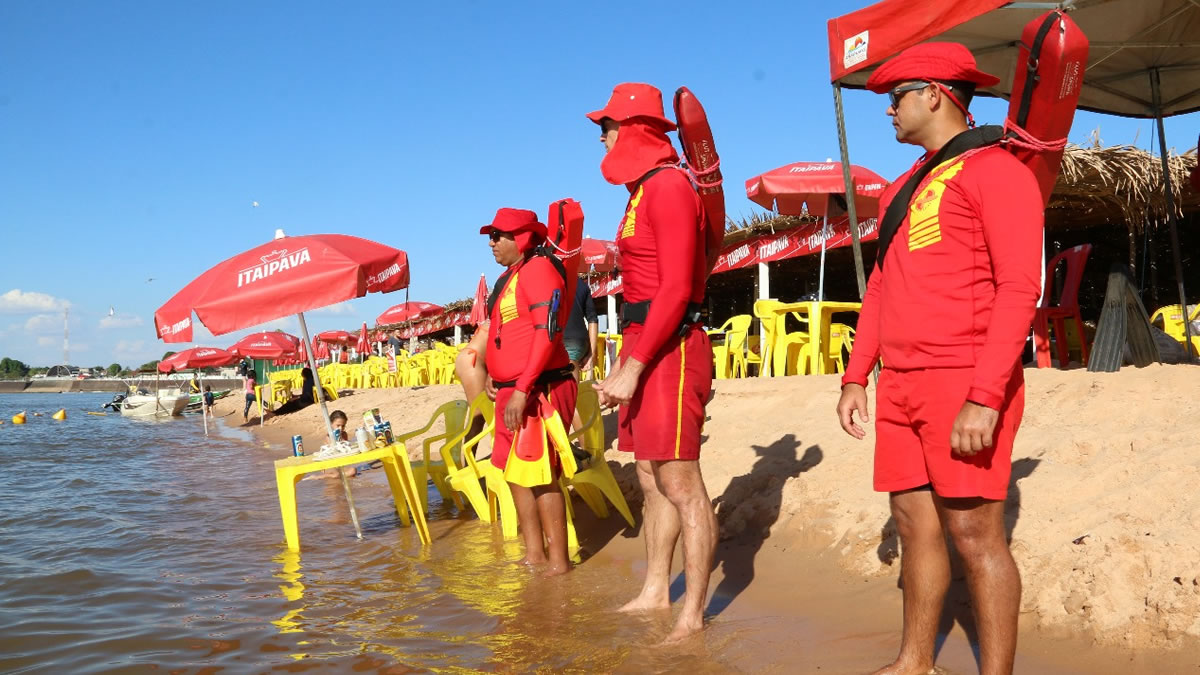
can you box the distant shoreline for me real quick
[0,378,242,394]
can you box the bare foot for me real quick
[541,561,571,577]
[657,615,704,645]
[513,556,546,567]
[869,659,937,675]
[617,592,671,613]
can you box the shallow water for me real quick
[1,393,1194,674]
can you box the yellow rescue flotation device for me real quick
[501,394,578,488]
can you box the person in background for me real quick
[271,367,316,416]
[242,370,257,423]
[188,372,201,394]
[202,385,215,417]
[564,278,599,434]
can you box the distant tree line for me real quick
[0,358,141,379]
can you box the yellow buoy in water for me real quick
[52,409,67,421]
[12,412,26,425]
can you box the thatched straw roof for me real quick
[729,144,1199,236]
[1050,144,1198,231]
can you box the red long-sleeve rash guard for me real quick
[617,169,707,363]
[485,256,570,394]
[842,146,1044,410]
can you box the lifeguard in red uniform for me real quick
[587,83,717,643]
[835,43,1044,675]
[481,207,578,577]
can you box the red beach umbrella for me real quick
[581,238,619,271]
[356,322,370,357]
[153,231,411,541]
[376,301,442,326]
[158,346,238,373]
[312,337,331,361]
[744,162,888,218]
[229,331,301,360]
[468,275,489,326]
[744,162,889,300]
[316,329,355,344]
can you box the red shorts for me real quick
[492,378,578,473]
[874,367,1025,500]
[618,326,712,461]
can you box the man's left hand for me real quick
[597,357,644,407]
[504,390,528,432]
[950,401,999,456]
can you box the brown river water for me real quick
[1,393,1193,673]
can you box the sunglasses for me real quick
[888,81,933,108]
[489,230,512,243]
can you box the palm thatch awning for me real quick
[1050,144,1198,231]
[727,144,1198,236]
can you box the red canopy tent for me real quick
[826,0,1200,350]
[581,238,619,272]
[316,330,354,344]
[229,331,301,360]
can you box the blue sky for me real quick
[1,1,1193,367]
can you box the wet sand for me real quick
[216,364,1200,670]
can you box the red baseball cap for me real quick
[479,208,547,239]
[586,82,677,131]
[866,42,1000,93]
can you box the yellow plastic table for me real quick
[765,301,862,376]
[273,443,430,551]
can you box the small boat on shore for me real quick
[103,380,189,418]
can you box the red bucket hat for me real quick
[587,82,677,131]
[866,42,1000,93]
[480,208,548,253]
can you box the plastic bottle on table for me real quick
[355,426,370,453]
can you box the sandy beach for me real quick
[214,363,1200,657]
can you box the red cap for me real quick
[587,82,677,131]
[866,42,1000,93]
[480,208,547,239]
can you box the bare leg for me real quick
[510,483,546,565]
[534,485,570,576]
[619,460,678,613]
[939,497,1019,675]
[654,459,717,644]
[874,488,948,675]
[456,328,489,438]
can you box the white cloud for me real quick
[99,314,145,329]
[0,289,70,314]
[113,339,149,361]
[37,336,56,347]
[25,314,61,333]
[309,302,355,316]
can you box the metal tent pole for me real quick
[833,82,866,299]
[1150,68,1195,362]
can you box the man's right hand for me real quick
[484,375,497,402]
[837,383,870,440]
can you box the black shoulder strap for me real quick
[486,267,515,317]
[876,125,1004,269]
[1015,12,1060,129]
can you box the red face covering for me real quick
[601,118,680,187]
[514,230,545,256]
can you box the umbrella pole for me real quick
[1150,68,1194,362]
[818,212,829,302]
[833,82,866,299]
[297,311,364,541]
[199,369,208,436]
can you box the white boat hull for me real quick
[120,392,189,418]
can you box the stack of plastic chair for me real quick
[1150,304,1200,356]
[827,323,856,374]
[775,311,812,376]
[565,382,635,527]
[395,400,470,513]
[1033,244,1092,368]
[752,300,784,376]
[709,315,752,379]
[438,393,496,521]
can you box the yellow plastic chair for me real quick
[753,299,785,376]
[273,442,430,551]
[709,315,752,379]
[395,400,470,514]
[1150,304,1200,356]
[439,393,496,521]
[566,382,635,527]
[827,323,856,374]
[744,335,763,376]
